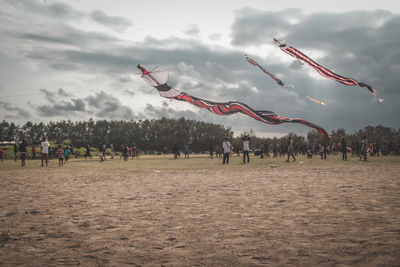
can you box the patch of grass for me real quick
[1,154,399,173]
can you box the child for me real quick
[57,145,64,167]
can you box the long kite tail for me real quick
[273,39,383,103]
[169,92,330,138]
[245,55,293,88]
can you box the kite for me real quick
[273,39,383,103]
[137,64,330,137]
[245,55,293,88]
[307,96,326,106]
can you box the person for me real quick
[84,144,92,160]
[320,143,326,160]
[102,143,107,161]
[184,144,190,159]
[41,136,49,167]
[120,144,125,159]
[110,144,115,159]
[306,147,313,159]
[123,144,129,161]
[264,143,270,158]
[369,141,374,156]
[375,141,380,157]
[19,139,27,166]
[341,137,347,161]
[56,144,64,167]
[0,149,4,162]
[64,146,71,165]
[209,145,214,159]
[132,143,138,159]
[360,136,368,161]
[13,143,18,162]
[172,144,179,159]
[276,143,281,157]
[31,145,36,160]
[242,135,250,164]
[99,143,104,162]
[286,136,296,162]
[128,145,133,159]
[222,138,232,164]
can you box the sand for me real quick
[0,155,399,266]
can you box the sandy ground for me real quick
[0,155,400,266]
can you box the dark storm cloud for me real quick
[90,9,132,32]
[6,0,85,20]
[36,98,86,117]
[144,102,198,120]
[6,0,132,33]
[85,91,136,120]
[35,89,136,119]
[0,101,31,119]
[20,25,124,48]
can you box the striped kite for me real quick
[245,55,293,88]
[137,64,330,137]
[274,39,383,103]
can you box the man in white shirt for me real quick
[242,135,250,164]
[222,137,232,164]
[41,136,49,167]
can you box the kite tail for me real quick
[245,55,293,88]
[359,83,384,103]
[170,92,330,138]
[275,39,383,103]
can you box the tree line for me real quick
[1,119,399,155]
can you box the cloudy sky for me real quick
[1,0,399,137]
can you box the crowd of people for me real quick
[1,134,399,167]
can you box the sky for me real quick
[1,0,399,137]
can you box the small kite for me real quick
[307,96,326,106]
[245,55,293,88]
[137,64,330,137]
[273,39,383,103]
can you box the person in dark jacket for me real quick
[19,139,27,166]
[341,137,347,161]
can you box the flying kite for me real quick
[307,96,326,106]
[273,39,383,103]
[137,64,330,137]
[245,55,293,88]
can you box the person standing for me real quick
[123,144,129,161]
[172,144,179,159]
[320,143,326,160]
[64,146,71,165]
[209,145,214,159]
[110,144,115,159]
[222,138,232,164]
[13,143,18,162]
[19,139,27,166]
[102,143,107,161]
[286,136,296,162]
[342,137,347,161]
[242,135,250,164]
[41,136,49,167]
[99,143,104,162]
[84,144,92,160]
[360,136,368,161]
[31,145,36,160]
[184,144,190,159]
[264,143,270,158]
[56,145,64,167]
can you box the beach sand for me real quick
[1,155,399,266]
